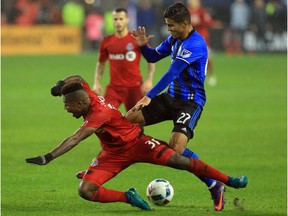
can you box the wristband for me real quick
[44,153,54,164]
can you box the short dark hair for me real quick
[164,2,191,24]
[113,7,128,14]
[61,82,84,96]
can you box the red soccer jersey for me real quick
[189,7,214,46]
[98,31,143,87]
[81,82,142,152]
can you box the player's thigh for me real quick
[141,94,172,125]
[83,151,132,186]
[172,101,203,140]
[130,135,175,166]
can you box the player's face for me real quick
[112,11,129,33]
[63,100,83,119]
[165,18,189,40]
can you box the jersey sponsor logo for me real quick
[180,49,192,58]
[109,53,125,60]
[126,51,136,61]
[109,51,136,62]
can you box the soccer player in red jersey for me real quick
[187,0,219,86]
[27,75,248,211]
[93,7,155,111]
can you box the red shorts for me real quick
[82,135,175,186]
[104,85,143,111]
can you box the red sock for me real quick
[189,158,229,183]
[91,186,127,203]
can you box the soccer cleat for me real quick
[227,176,248,189]
[76,171,85,179]
[125,188,151,210]
[209,181,225,211]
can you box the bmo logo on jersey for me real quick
[109,51,136,61]
[125,51,136,61]
[109,42,136,62]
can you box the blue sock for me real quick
[181,148,216,188]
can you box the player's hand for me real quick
[131,26,154,47]
[132,96,151,111]
[26,153,53,165]
[93,81,102,95]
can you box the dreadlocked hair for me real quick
[61,82,84,96]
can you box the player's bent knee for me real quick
[169,132,188,154]
[78,181,99,201]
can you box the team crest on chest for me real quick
[126,42,134,51]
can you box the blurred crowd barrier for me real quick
[2,26,82,55]
[1,0,287,55]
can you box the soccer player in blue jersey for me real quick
[126,2,225,211]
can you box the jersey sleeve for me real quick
[98,37,109,62]
[81,110,109,129]
[155,36,173,56]
[146,59,188,98]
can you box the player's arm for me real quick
[141,62,155,95]
[146,59,188,99]
[140,45,166,63]
[132,26,165,63]
[25,127,97,165]
[132,59,188,111]
[93,61,106,94]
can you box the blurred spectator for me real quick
[37,0,62,24]
[1,0,20,24]
[62,0,85,26]
[15,0,39,25]
[188,0,222,86]
[85,8,104,50]
[250,0,267,51]
[226,0,250,54]
[266,0,287,33]
[136,0,158,46]
[103,11,114,35]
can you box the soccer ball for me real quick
[146,178,174,206]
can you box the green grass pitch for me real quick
[1,52,287,216]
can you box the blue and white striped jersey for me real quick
[147,29,208,107]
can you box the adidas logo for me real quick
[181,127,187,132]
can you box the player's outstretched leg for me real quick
[182,148,225,211]
[125,188,151,210]
[186,157,249,189]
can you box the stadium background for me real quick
[1,0,287,216]
[1,0,287,54]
